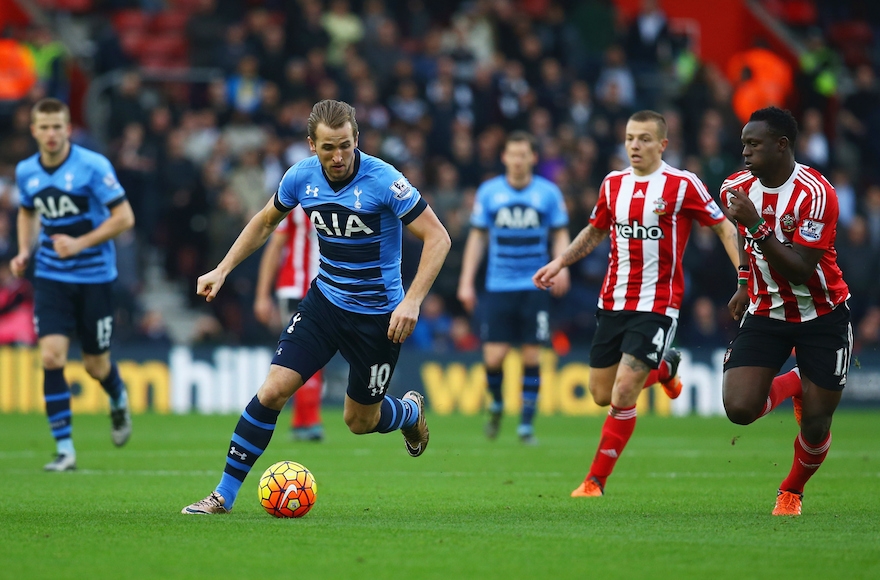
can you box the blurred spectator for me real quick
[624,0,673,108]
[796,107,830,174]
[678,296,731,359]
[226,55,265,115]
[726,41,793,124]
[286,0,331,59]
[24,26,68,101]
[595,45,637,108]
[108,70,149,141]
[854,306,880,354]
[836,215,880,324]
[408,293,453,352]
[798,27,843,113]
[228,147,267,219]
[186,0,231,69]
[0,259,36,345]
[830,168,856,228]
[0,36,37,103]
[321,0,365,68]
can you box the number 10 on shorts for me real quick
[368,363,391,397]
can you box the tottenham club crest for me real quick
[353,186,362,209]
[780,213,796,233]
[653,198,667,215]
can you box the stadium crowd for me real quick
[1,0,880,356]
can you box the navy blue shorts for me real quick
[590,309,676,369]
[33,277,115,354]
[271,283,401,405]
[723,303,852,391]
[479,289,551,345]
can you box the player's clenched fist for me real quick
[197,269,226,302]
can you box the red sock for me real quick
[292,370,323,428]
[588,405,637,487]
[779,431,831,494]
[642,359,672,390]
[758,368,802,417]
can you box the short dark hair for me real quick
[31,98,70,123]
[628,110,667,140]
[308,100,358,141]
[749,106,798,144]
[505,130,538,153]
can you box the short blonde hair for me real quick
[629,110,667,140]
[31,98,70,124]
[307,100,358,141]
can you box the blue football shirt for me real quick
[470,175,568,292]
[15,144,127,284]
[276,150,427,314]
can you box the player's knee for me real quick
[40,352,66,369]
[723,400,758,425]
[83,359,109,381]
[591,389,612,407]
[344,413,374,435]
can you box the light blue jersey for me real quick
[470,175,568,292]
[275,150,426,314]
[15,144,126,284]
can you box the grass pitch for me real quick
[1,409,878,580]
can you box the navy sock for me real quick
[216,396,280,509]
[44,368,72,445]
[99,362,124,404]
[487,369,503,411]
[372,395,418,433]
[520,365,540,427]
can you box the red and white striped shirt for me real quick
[275,209,319,300]
[722,164,849,322]
[590,162,726,318]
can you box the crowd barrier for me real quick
[2,345,878,416]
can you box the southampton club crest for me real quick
[653,197,667,215]
[780,213,796,233]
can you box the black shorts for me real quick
[590,309,676,369]
[723,303,852,391]
[479,289,551,345]
[272,282,401,405]
[33,277,115,354]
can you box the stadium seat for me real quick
[153,11,190,34]
[119,31,148,57]
[113,9,154,33]
[140,34,188,59]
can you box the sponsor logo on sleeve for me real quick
[390,177,413,200]
[103,173,119,189]
[799,219,824,242]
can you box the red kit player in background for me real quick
[722,107,851,516]
[254,209,324,441]
[534,110,741,497]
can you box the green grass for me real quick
[1,410,878,580]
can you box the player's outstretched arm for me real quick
[548,226,572,297]
[711,218,741,270]
[389,205,451,344]
[456,228,487,314]
[534,224,608,290]
[10,207,38,277]
[198,197,288,303]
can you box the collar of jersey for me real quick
[321,149,362,193]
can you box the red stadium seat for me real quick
[119,31,148,57]
[153,11,190,34]
[140,34,188,60]
[113,9,153,33]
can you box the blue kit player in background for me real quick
[182,99,450,514]
[11,98,136,472]
[457,131,570,444]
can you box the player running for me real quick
[534,110,741,497]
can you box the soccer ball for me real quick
[258,461,317,518]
